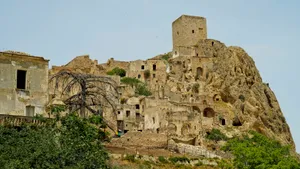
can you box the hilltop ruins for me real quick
[0,15,295,157]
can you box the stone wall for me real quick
[172,15,207,56]
[0,52,49,116]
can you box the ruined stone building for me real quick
[0,51,49,116]
[47,14,295,153]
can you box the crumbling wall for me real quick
[0,52,49,116]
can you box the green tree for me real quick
[222,131,300,169]
[0,112,110,169]
[107,67,126,77]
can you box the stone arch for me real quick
[181,123,191,136]
[168,123,177,134]
[203,107,215,118]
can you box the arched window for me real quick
[203,108,215,118]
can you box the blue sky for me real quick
[0,0,299,152]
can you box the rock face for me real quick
[166,39,294,150]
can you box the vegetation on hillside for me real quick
[143,70,150,79]
[222,131,300,169]
[0,106,110,169]
[121,77,152,96]
[161,53,171,61]
[107,67,126,77]
[206,128,228,141]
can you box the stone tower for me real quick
[172,15,207,58]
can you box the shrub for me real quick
[120,98,127,104]
[124,154,136,162]
[169,156,190,164]
[217,159,233,169]
[195,161,203,166]
[222,131,300,169]
[161,53,171,61]
[158,156,168,164]
[135,84,152,96]
[192,83,200,93]
[121,77,141,87]
[121,77,152,96]
[206,128,228,141]
[107,67,126,77]
[144,70,150,79]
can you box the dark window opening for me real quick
[232,117,242,126]
[198,27,203,30]
[221,119,226,125]
[124,130,129,134]
[156,128,160,134]
[192,30,195,33]
[212,42,214,46]
[135,104,140,109]
[138,74,141,78]
[196,53,199,56]
[138,130,142,132]
[196,67,203,80]
[136,113,140,119]
[152,117,155,124]
[141,65,145,70]
[177,31,179,35]
[153,64,157,71]
[26,106,34,116]
[153,74,156,78]
[118,111,121,114]
[117,120,124,131]
[126,111,130,117]
[17,70,26,89]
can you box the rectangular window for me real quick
[126,111,130,117]
[17,70,27,89]
[26,106,35,116]
[141,65,144,70]
[136,113,140,119]
[135,104,140,109]
[153,64,156,71]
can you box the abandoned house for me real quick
[0,51,49,116]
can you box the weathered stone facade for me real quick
[0,51,49,116]
[172,15,207,58]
